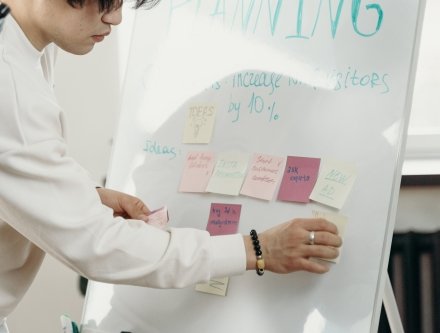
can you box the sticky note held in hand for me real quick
[147,206,169,229]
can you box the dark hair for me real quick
[67,0,161,12]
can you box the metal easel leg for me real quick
[383,273,404,333]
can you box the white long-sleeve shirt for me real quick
[0,15,246,325]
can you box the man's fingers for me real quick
[305,245,339,260]
[310,231,342,247]
[298,258,330,274]
[121,196,150,221]
[299,218,339,234]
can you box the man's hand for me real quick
[96,187,150,221]
[244,218,342,274]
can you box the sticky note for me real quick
[147,206,169,229]
[195,203,241,296]
[309,159,357,209]
[312,210,348,263]
[206,152,248,196]
[195,277,229,296]
[179,151,215,192]
[240,153,285,201]
[183,105,216,144]
[277,156,320,203]
[206,203,241,236]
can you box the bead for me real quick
[257,258,265,270]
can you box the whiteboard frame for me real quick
[371,0,426,330]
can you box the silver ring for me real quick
[308,231,315,245]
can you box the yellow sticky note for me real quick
[183,105,216,144]
[195,277,229,296]
[312,210,348,263]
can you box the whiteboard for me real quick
[81,1,424,332]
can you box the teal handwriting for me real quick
[168,0,384,39]
[228,91,278,123]
[143,140,177,160]
[324,169,350,184]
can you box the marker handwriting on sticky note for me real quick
[183,105,216,144]
[309,159,357,209]
[277,156,320,203]
[179,151,215,192]
[195,277,229,296]
[240,153,285,201]
[206,152,248,196]
[207,203,241,236]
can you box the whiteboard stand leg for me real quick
[383,273,404,333]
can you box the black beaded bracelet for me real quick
[250,229,265,276]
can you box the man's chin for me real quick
[60,43,95,55]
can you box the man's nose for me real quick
[102,4,122,26]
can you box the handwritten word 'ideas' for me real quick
[168,0,383,39]
[144,140,177,160]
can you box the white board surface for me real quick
[81,1,425,332]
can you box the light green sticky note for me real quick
[206,151,249,196]
[310,159,357,209]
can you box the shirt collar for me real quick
[2,15,45,68]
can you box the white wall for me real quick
[396,186,440,232]
[6,3,440,333]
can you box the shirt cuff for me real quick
[209,234,246,279]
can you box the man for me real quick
[0,0,342,332]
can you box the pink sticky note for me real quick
[277,156,321,203]
[147,206,169,229]
[179,151,215,192]
[240,153,285,201]
[207,203,241,236]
